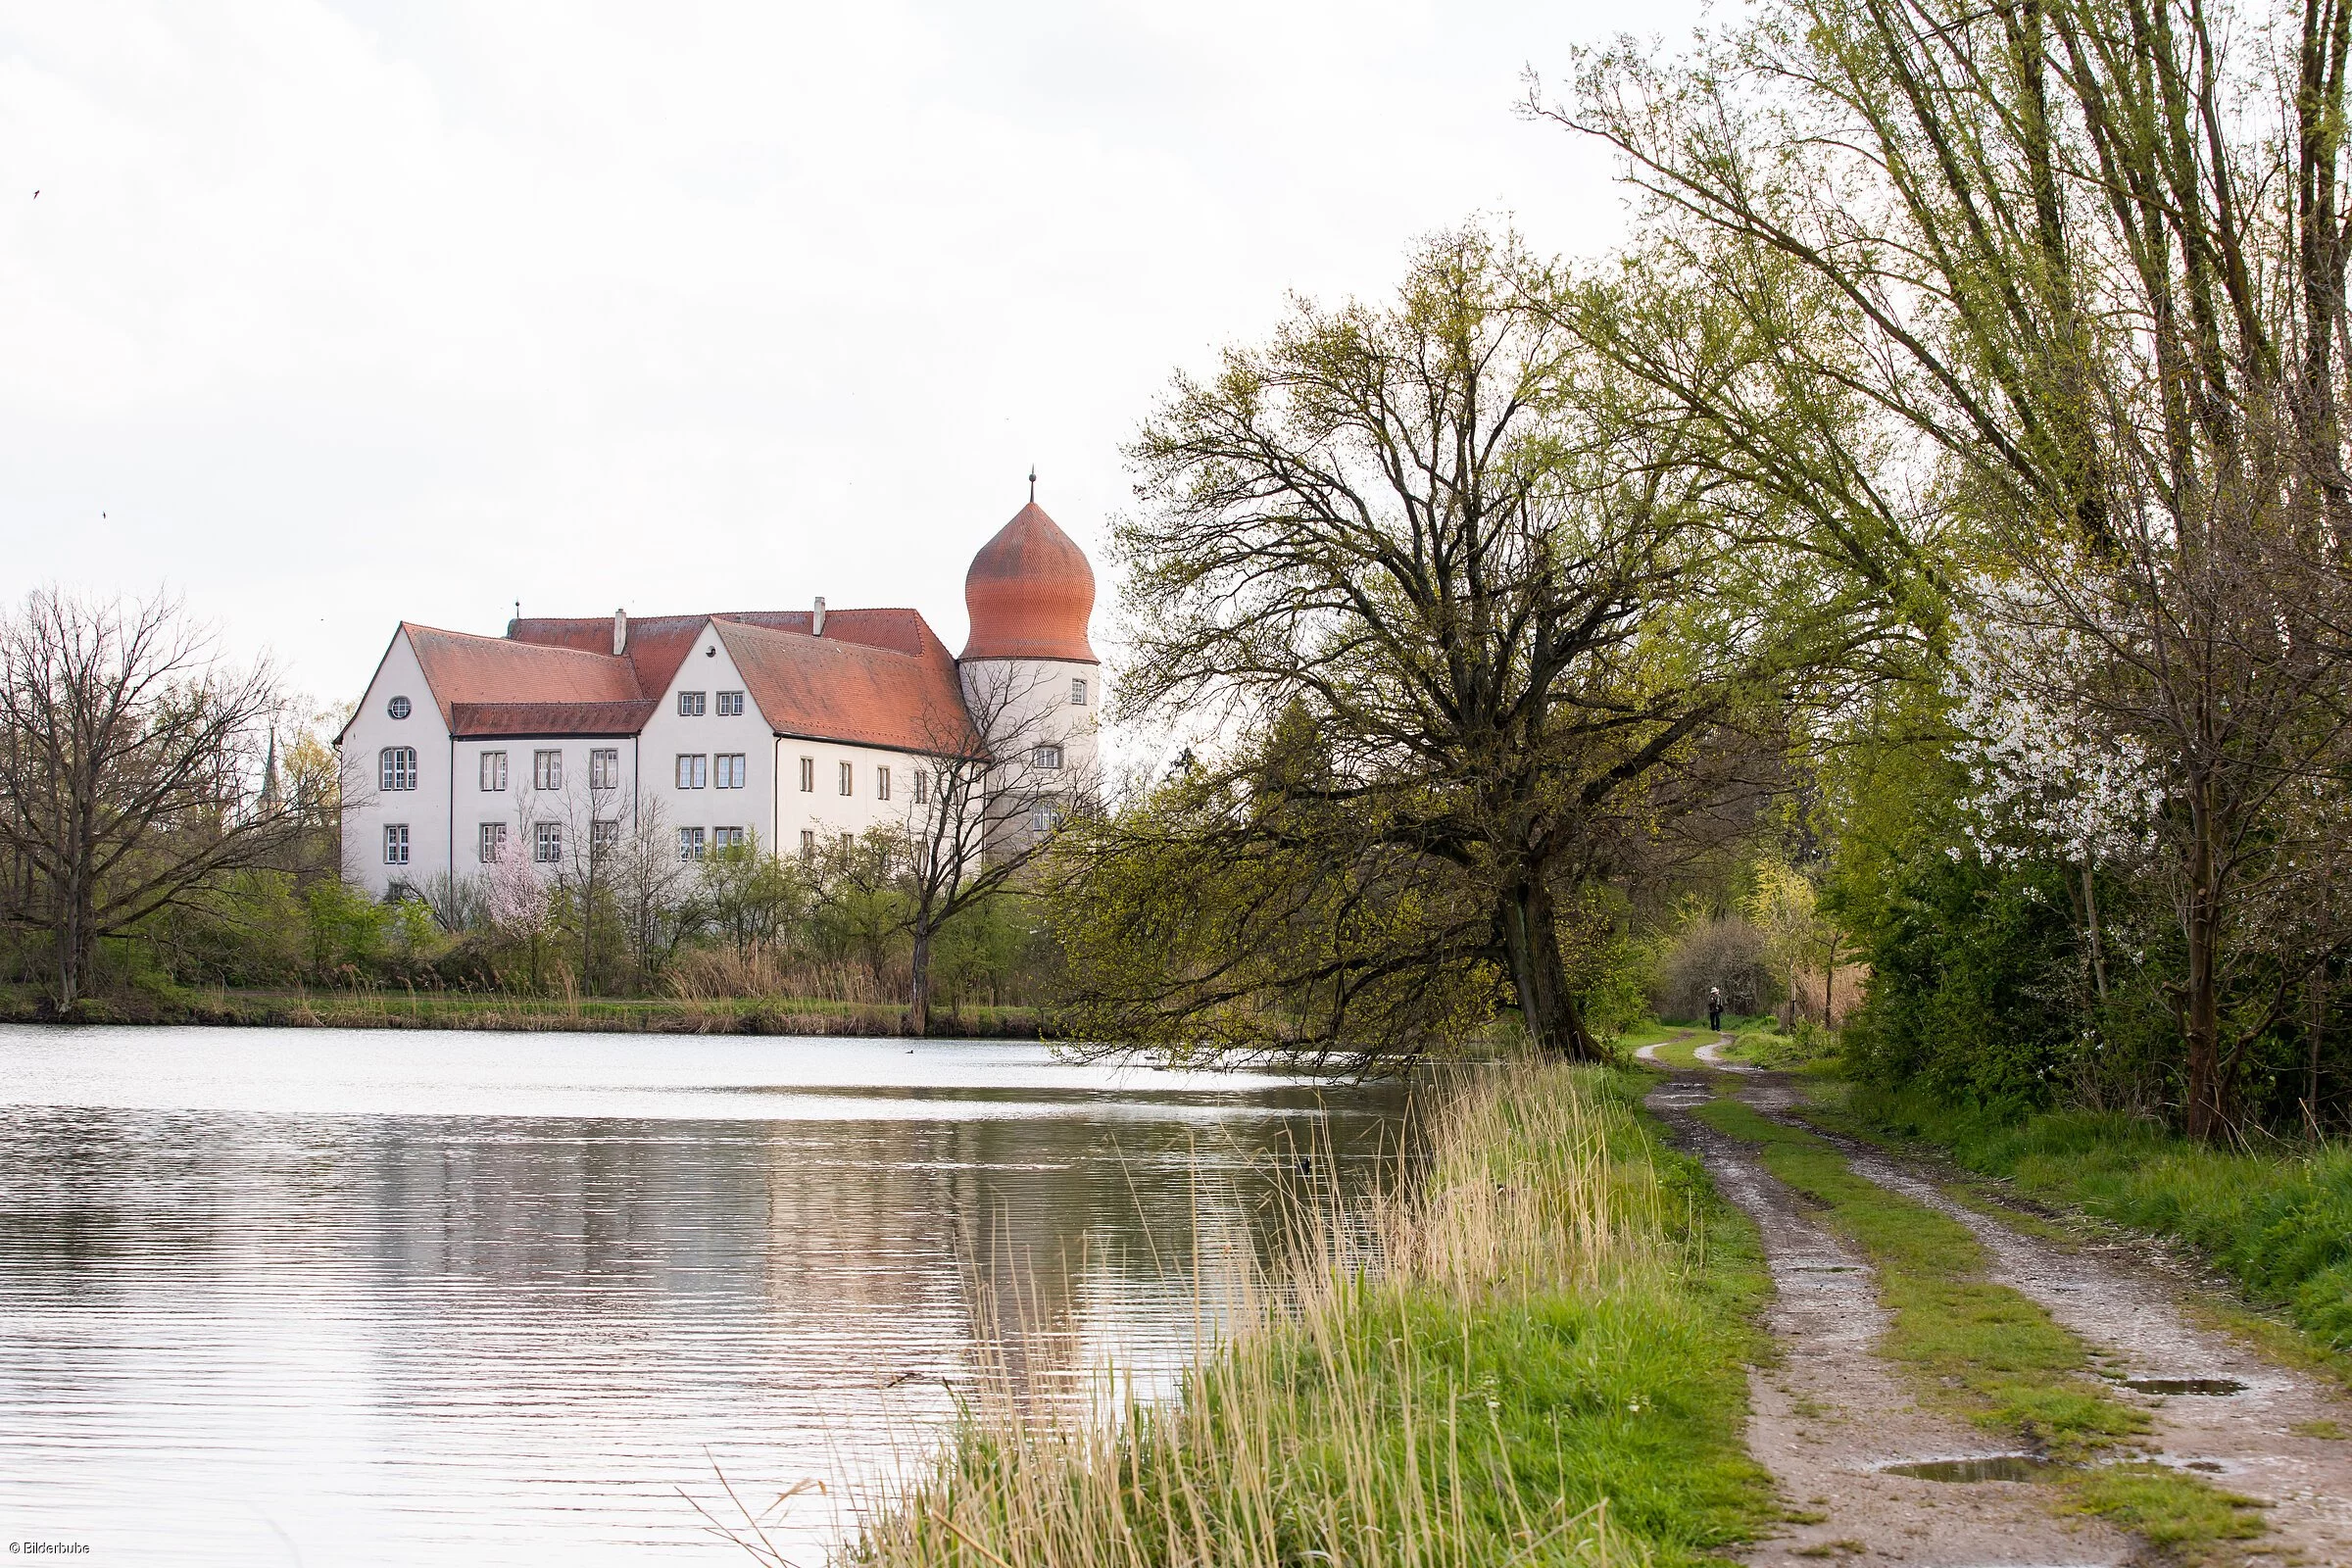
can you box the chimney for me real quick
[812,596,827,637]
[612,608,628,656]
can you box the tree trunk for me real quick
[2182,793,2229,1141]
[907,925,933,1038]
[2082,862,2109,1004]
[2308,962,2328,1139]
[1498,878,1600,1060]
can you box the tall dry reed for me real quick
[820,1061,1692,1568]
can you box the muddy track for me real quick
[1645,1068,2135,1566]
[1732,1075,2352,1567]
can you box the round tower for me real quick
[959,497,1101,822]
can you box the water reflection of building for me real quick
[0,1085,1413,1562]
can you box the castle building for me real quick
[337,500,1100,900]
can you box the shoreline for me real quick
[0,988,1045,1038]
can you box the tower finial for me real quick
[1028,466,1037,504]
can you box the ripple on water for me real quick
[0,1027,1415,1566]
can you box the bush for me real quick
[1654,914,1773,1021]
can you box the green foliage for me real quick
[1046,743,1503,1070]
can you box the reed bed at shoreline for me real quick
[825,1061,1772,1568]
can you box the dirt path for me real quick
[1646,1067,2135,1566]
[1735,1076,2352,1567]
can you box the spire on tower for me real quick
[1028,466,1037,504]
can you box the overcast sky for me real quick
[0,0,1698,710]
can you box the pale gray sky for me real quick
[0,0,1697,708]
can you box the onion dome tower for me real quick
[960,498,1098,662]
[958,482,1101,820]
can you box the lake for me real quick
[0,1027,1412,1565]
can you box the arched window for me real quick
[379,747,417,791]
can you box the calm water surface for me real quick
[0,1028,1410,1564]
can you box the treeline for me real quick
[1031,0,2352,1143]
[0,592,1056,1021]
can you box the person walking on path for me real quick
[1707,987,1723,1033]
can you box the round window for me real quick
[387,696,412,719]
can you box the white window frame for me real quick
[714,753,746,790]
[799,829,815,859]
[479,751,508,792]
[716,691,745,716]
[678,690,707,716]
[478,822,507,863]
[800,756,814,792]
[1071,677,1088,706]
[913,769,929,805]
[533,821,563,863]
[1032,744,1063,770]
[383,823,410,864]
[676,754,708,790]
[533,750,563,791]
[838,760,854,796]
[592,818,620,855]
[590,748,620,790]
[877,765,891,801]
[379,747,417,792]
[713,826,745,852]
[678,826,707,861]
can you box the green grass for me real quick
[1692,1097,2266,1560]
[844,1063,1781,1567]
[1849,1085,2352,1356]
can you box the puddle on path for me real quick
[1880,1454,2055,1483]
[2122,1377,2246,1396]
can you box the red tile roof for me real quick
[716,619,980,756]
[404,625,650,737]
[388,611,976,752]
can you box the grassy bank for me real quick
[1694,1098,2264,1557]
[1845,1085,2352,1357]
[848,1063,1778,1567]
[0,983,1043,1037]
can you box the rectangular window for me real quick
[479,751,508,792]
[714,753,746,790]
[590,748,620,789]
[1029,807,1061,835]
[799,829,815,859]
[877,765,891,801]
[678,690,707,716]
[675,754,708,789]
[713,826,745,852]
[379,747,417,791]
[592,818,620,854]
[478,822,507,863]
[1032,744,1063,770]
[913,769,929,805]
[533,750,563,790]
[840,832,854,854]
[799,756,814,793]
[838,760,854,796]
[383,823,410,864]
[534,821,562,863]
[678,827,707,861]
[716,691,745,716]
[1071,677,1088,707]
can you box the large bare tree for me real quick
[0,590,297,1008]
[1104,228,1856,1060]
